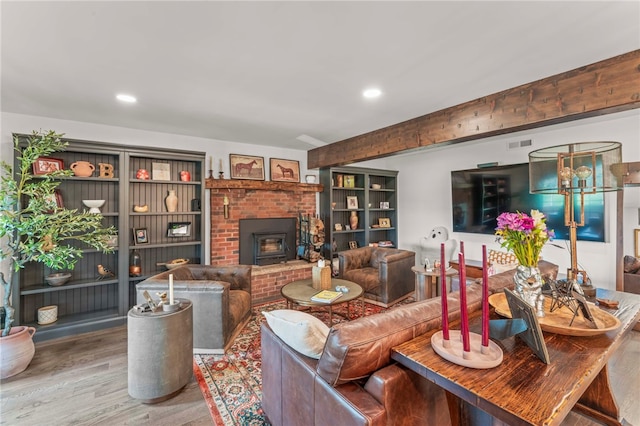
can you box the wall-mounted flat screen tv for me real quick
[450,163,605,242]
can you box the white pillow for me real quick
[489,262,519,275]
[262,310,329,359]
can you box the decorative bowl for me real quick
[82,199,105,214]
[45,272,71,286]
[164,258,189,270]
[38,305,58,325]
[371,183,382,189]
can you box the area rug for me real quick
[193,298,406,425]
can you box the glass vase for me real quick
[513,265,545,317]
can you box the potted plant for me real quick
[0,130,116,378]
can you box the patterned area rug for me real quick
[193,298,404,425]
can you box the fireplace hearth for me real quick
[239,218,297,265]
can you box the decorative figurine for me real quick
[99,163,114,178]
[97,264,115,280]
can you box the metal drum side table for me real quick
[128,299,193,403]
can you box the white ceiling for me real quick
[2,1,639,151]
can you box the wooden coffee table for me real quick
[281,278,364,324]
[391,288,640,426]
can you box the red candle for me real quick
[459,252,470,352]
[460,240,465,256]
[440,243,449,340]
[482,245,489,347]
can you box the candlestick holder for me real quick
[208,170,214,179]
[431,330,503,369]
[218,171,224,179]
[162,299,181,312]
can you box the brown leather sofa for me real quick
[261,260,558,426]
[623,255,640,294]
[338,247,416,307]
[137,264,252,353]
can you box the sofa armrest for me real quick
[624,272,640,295]
[377,249,416,304]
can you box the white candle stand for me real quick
[162,299,181,312]
[431,330,503,369]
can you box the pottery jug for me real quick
[165,190,178,212]
[70,161,95,177]
[350,211,358,230]
[0,326,36,379]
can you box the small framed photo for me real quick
[635,229,640,257]
[349,241,358,249]
[380,201,390,209]
[334,223,343,231]
[105,234,118,248]
[230,154,265,180]
[269,158,300,182]
[344,175,355,188]
[152,162,171,181]
[133,228,149,245]
[33,157,64,175]
[346,196,358,209]
[168,222,191,237]
[378,218,391,228]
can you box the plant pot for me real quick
[0,325,36,379]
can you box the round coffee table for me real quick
[281,278,364,324]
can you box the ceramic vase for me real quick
[0,326,36,379]
[165,190,178,212]
[514,264,545,317]
[350,211,358,230]
[70,161,95,177]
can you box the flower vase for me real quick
[165,190,178,212]
[350,211,358,230]
[513,264,545,317]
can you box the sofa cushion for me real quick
[624,255,640,274]
[488,249,518,265]
[343,267,380,292]
[262,310,329,359]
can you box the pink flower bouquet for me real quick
[495,210,554,267]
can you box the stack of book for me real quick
[310,290,343,303]
[378,241,394,247]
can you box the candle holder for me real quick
[218,171,224,179]
[162,299,181,312]
[431,330,503,369]
[208,170,214,179]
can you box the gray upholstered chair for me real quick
[136,264,252,353]
[338,247,415,307]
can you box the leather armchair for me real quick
[136,264,252,353]
[338,247,415,307]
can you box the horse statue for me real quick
[235,160,257,176]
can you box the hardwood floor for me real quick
[1,325,638,425]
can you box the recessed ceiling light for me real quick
[362,88,382,99]
[116,94,137,103]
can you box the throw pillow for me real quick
[488,249,518,265]
[262,310,329,359]
[624,255,640,274]
[489,262,519,275]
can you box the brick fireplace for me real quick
[206,179,323,303]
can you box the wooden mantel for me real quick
[205,178,323,192]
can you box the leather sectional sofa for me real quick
[261,260,558,426]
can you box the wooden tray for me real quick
[489,292,621,336]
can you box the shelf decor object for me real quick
[528,142,623,296]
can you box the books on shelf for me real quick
[311,290,343,303]
[378,241,394,247]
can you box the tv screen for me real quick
[450,163,605,242]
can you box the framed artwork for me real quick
[105,234,118,248]
[133,228,149,245]
[33,157,64,175]
[378,218,391,228]
[635,229,640,257]
[344,175,355,188]
[270,158,300,182]
[346,196,358,209]
[380,201,390,209]
[349,241,358,249]
[334,223,343,231]
[230,154,265,180]
[44,189,64,211]
[167,222,191,237]
[151,162,171,181]
[504,288,550,364]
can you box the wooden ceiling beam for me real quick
[308,50,640,169]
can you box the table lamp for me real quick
[528,141,623,295]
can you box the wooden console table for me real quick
[449,258,484,279]
[391,289,640,426]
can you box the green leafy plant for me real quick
[0,130,117,337]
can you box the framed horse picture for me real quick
[230,154,265,180]
[269,158,300,182]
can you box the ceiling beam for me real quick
[308,50,640,169]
